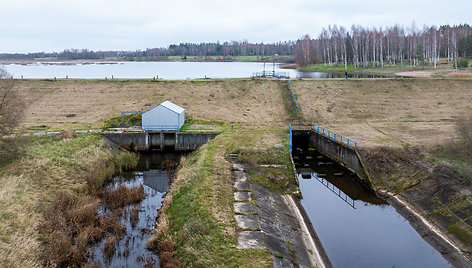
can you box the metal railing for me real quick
[142,125,181,131]
[290,122,359,151]
[308,173,356,209]
[288,79,300,113]
[252,71,289,79]
[180,126,216,133]
[107,125,216,133]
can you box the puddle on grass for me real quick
[89,152,183,267]
[293,149,452,268]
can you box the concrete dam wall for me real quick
[104,131,219,151]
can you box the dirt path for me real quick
[395,71,434,77]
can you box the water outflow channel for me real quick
[293,149,451,268]
[90,152,183,267]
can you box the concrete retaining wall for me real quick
[176,133,219,151]
[293,130,374,191]
[104,132,150,151]
[104,132,218,151]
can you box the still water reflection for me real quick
[90,152,182,267]
[294,150,451,268]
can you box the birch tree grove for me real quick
[294,23,472,67]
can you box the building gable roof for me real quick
[160,101,184,114]
[143,100,184,115]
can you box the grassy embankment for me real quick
[14,79,288,132]
[149,79,301,267]
[299,59,472,77]
[0,133,139,266]
[152,124,298,267]
[5,78,298,266]
[292,78,472,256]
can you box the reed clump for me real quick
[102,185,146,209]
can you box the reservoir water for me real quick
[293,150,451,268]
[2,61,387,79]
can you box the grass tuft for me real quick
[102,185,146,209]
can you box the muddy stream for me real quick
[89,152,182,267]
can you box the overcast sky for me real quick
[1,0,470,53]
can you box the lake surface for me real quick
[2,61,387,79]
[293,150,451,268]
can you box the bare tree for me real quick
[0,68,23,135]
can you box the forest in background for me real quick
[0,41,295,60]
[1,23,471,68]
[294,24,472,68]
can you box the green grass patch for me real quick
[448,222,472,245]
[103,112,142,129]
[180,115,228,133]
[25,133,102,162]
[165,137,272,267]
[27,125,50,131]
[113,152,139,173]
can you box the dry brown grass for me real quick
[157,240,182,268]
[395,71,434,77]
[130,207,140,228]
[39,192,102,267]
[102,235,117,259]
[102,185,146,209]
[99,213,126,238]
[447,73,472,78]
[14,79,289,131]
[293,79,472,147]
[0,135,112,267]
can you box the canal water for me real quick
[293,150,451,268]
[2,61,388,79]
[89,152,182,267]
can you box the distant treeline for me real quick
[0,41,295,60]
[294,24,472,68]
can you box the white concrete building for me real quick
[141,101,185,131]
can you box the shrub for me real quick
[457,58,469,68]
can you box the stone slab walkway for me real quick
[232,163,319,268]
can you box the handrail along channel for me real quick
[287,79,300,113]
[290,122,358,151]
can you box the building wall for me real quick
[178,111,185,129]
[142,105,180,130]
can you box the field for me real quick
[14,79,289,131]
[292,78,472,147]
